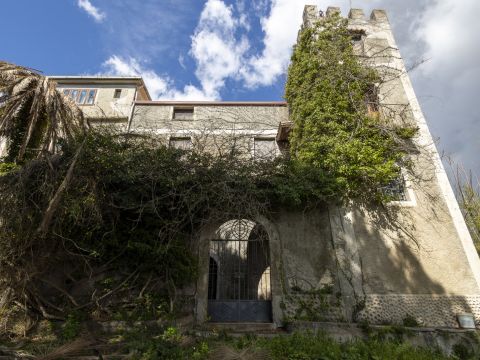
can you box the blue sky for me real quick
[1,0,480,176]
[0,0,288,101]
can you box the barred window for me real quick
[381,172,407,201]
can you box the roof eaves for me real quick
[134,101,288,106]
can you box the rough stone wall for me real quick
[131,104,288,132]
[358,295,480,328]
[130,104,288,157]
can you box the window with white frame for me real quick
[381,173,407,201]
[62,88,97,105]
[380,167,417,205]
[169,137,193,151]
[253,138,277,160]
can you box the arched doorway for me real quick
[207,219,272,322]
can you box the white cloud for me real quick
[409,0,480,173]
[101,55,214,101]
[415,0,480,74]
[77,0,106,23]
[190,0,249,99]
[189,0,317,92]
[101,0,250,100]
[240,0,308,88]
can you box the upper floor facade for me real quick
[50,76,151,122]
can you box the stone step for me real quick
[198,322,289,338]
[204,322,279,333]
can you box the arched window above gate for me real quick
[215,219,256,240]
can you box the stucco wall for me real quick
[131,104,288,132]
[55,83,137,121]
[130,104,288,156]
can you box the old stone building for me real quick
[11,6,479,329]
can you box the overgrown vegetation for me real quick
[285,15,417,202]
[0,61,85,162]
[0,129,339,331]
[9,326,468,359]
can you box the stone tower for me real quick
[298,5,480,327]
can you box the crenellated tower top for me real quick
[303,5,389,27]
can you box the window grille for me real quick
[381,173,407,201]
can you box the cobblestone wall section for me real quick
[359,295,480,327]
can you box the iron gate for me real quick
[207,220,272,322]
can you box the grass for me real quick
[1,324,472,360]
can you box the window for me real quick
[113,89,122,99]
[254,138,277,160]
[169,137,192,151]
[62,88,97,105]
[78,89,87,104]
[381,173,407,201]
[350,30,365,43]
[86,89,96,104]
[173,107,194,120]
[0,91,7,106]
[365,85,379,117]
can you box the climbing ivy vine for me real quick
[285,15,417,203]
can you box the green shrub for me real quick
[403,314,420,327]
[61,311,84,341]
[257,331,450,360]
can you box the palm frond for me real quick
[0,61,86,161]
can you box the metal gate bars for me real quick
[207,219,272,322]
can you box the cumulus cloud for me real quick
[240,0,308,88]
[410,0,480,173]
[101,0,251,100]
[190,0,249,99]
[77,0,106,23]
[101,56,215,101]
[189,0,324,90]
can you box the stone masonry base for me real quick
[358,294,480,328]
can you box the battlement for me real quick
[303,5,389,27]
